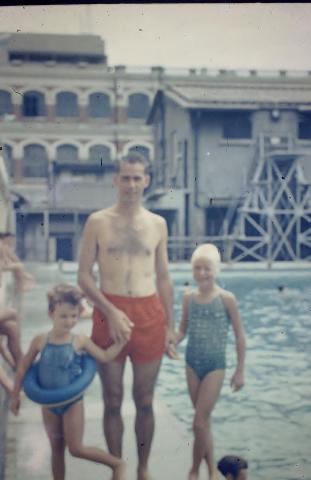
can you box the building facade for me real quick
[1,32,311,262]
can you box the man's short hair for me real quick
[115,151,150,174]
[217,455,248,478]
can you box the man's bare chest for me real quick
[100,220,158,257]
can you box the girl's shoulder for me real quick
[72,333,88,352]
[183,288,196,301]
[31,332,48,352]
[218,287,237,308]
[218,287,235,299]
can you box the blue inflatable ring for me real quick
[23,354,97,407]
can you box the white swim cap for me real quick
[191,243,221,274]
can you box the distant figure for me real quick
[277,285,291,297]
[11,284,126,480]
[177,243,246,480]
[217,455,248,479]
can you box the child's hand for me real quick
[165,329,179,359]
[230,370,244,392]
[166,342,179,360]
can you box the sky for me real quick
[1,3,311,71]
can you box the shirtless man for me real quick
[78,152,177,480]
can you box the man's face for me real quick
[114,161,150,203]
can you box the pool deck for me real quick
[4,363,193,480]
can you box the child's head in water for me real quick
[217,455,248,479]
[191,243,221,288]
[47,284,84,334]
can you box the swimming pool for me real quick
[19,264,311,480]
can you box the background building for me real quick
[147,78,311,262]
[1,32,310,262]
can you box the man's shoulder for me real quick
[88,207,114,222]
[144,208,166,225]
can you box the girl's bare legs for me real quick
[63,399,126,479]
[42,407,66,480]
[186,366,225,480]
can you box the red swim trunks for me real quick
[91,293,167,364]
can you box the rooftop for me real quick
[6,33,105,56]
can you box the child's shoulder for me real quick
[31,332,48,351]
[218,287,236,303]
[183,287,196,300]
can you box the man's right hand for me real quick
[106,307,134,343]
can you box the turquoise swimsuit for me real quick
[185,294,230,380]
[38,335,83,415]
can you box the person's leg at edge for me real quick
[63,400,126,480]
[132,359,162,480]
[42,406,66,480]
[97,360,126,457]
[186,366,225,480]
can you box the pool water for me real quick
[19,265,311,480]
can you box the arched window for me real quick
[22,91,46,117]
[23,144,48,177]
[129,145,150,160]
[128,93,150,119]
[89,144,112,164]
[0,90,13,116]
[88,92,111,118]
[56,92,79,117]
[2,144,13,177]
[57,144,79,163]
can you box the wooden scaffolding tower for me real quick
[228,135,311,263]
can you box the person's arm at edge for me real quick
[223,290,246,391]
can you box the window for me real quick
[2,144,13,177]
[223,112,252,139]
[88,92,111,118]
[129,145,150,160]
[0,90,13,116]
[56,92,79,117]
[57,144,79,163]
[128,93,150,119]
[298,113,311,140]
[23,144,48,177]
[22,91,45,117]
[89,144,112,164]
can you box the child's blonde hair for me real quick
[47,284,84,312]
[191,243,221,274]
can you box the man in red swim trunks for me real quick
[78,151,177,480]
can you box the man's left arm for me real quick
[155,219,177,358]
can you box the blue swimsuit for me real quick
[185,294,230,380]
[38,335,83,415]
